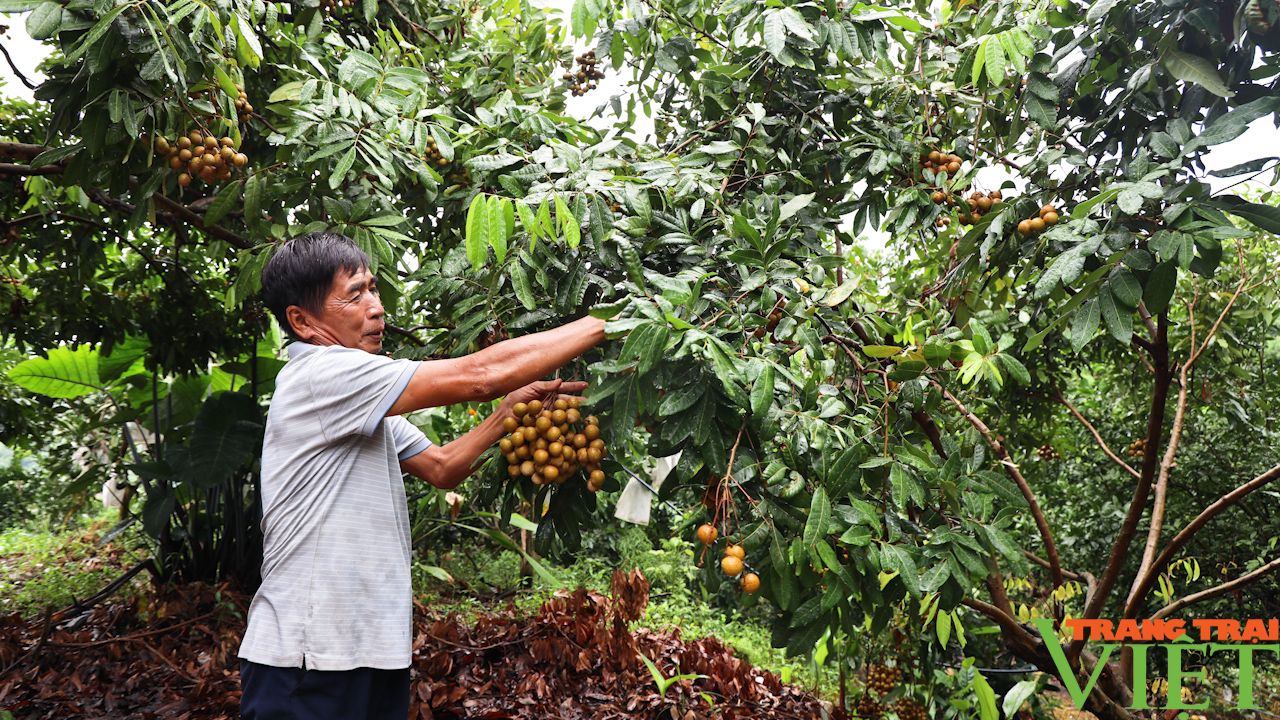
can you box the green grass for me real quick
[0,509,149,617]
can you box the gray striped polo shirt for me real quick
[238,341,429,671]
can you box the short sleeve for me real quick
[304,347,419,441]
[386,416,432,461]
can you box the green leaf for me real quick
[186,392,262,488]
[465,194,489,270]
[25,1,61,38]
[982,36,1007,84]
[469,153,522,172]
[1071,187,1122,220]
[204,180,243,225]
[64,2,128,61]
[1143,261,1177,314]
[563,211,581,249]
[8,345,102,398]
[231,13,263,68]
[621,322,669,375]
[1210,195,1280,233]
[509,261,536,311]
[487,195,509,263]
[862,345,902,358]
[778,193,814,222]
[974,671,999,720]
[30,143,82,168]
[1195,97,1280,148]
[1107,267,1142,308]
[750,364,775,417]
[1163,50,1233,98]
[214,65,240,101]
[330,145,356,190]
[1003,679,1040,717]
[821,277,859,307]
[803,486,831,547]
[879,544,919,593]
[1099,290,1133,345]
[1070,296,1100,352]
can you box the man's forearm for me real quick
[475,316,604,399]
[427,410,509,489]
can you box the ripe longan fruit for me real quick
[543,465,560,482]
[507,464,520,477]
[1017,219,1033,236]
[535,416,551,432]
[515,446,530,460]
[551,409,567,424]
[177,172,192,187]
[233,153,248,167]
[503,417,518,432]
[188,131,203,145]
[527,400,543,415]
[169,155,185,169]
[520,460,535,476]
[740,572,760,593]
[220,136,234,148]
[721,555,744,577]
[512,402,528,417]
[977,197,993,211]
[1029,217,1047,233]
[589,469,605,484]
[724,544,745,560]
[1040,204,1057,217]
[1042,211,1060,225]
[931,191,945,203]
[204,135,219,150]
[544,426,561,442]
[554,398,567,411]
[533,449,549,464]
[947,160,961,174]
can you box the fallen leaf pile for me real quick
[1,568,830,719]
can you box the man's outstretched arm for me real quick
[387,316,605,417]
[399,379,585,489]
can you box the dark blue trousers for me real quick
[240,659,410,720]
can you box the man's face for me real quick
[292,266,386,352]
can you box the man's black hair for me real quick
[260,232,370,338]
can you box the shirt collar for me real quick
[286,341,320,360]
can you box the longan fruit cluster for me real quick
[751,297,786,339]
[958,189,1003,225]
[892,697,926,720]
[855,695,885,719]
[1016,204,1060,236]
[919,149,963,176]
[865,664,901,695]
[423,135,453,171]
[152,131,248,188]
[1127,437,1146,459]
[320,0,356,12]
[1037,444,1061,460]
[697,525,760,593]
[499,398,608,491]
[233,86,254,124]
[562,50,605,96]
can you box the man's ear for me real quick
[285,305,315,341]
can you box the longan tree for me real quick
[4,0,1280,717]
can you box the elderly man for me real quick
[238,232,605,719]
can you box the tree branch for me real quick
[936,383,1063,587]
[1152,556,1280,621]
[0,162,61,176]
[1073,314,1170,660]
[1123,461,1280,619]
[1055,392,1140,480]
[0,41,38,90]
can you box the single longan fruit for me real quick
[947,160,961,174]
[585,425,600,440]
[515,445,530,460]
[587,447,602,463]
[527,400,543,415]
[566,408,581,424]
[548,441,563,456]
[533,449,549,464]
[696,524,718,545]
[512,402,528,417]
[740,572,761,593]
[232,153,248,167]
[589,469,605,483]
[220,136,235,148]
[499,438,513,453]
[520,460,535,476]
[724,544,745,560]
[177,173,192,187]
[535,416,552,432]
[1040,204,1057,217]
[1017,220,1033,236]
[553,398,568,411]
[585,414,598,425]
[977,197,993,211]
[544,426,561,442]
[721,555,744,577]
[504,452,518,464]
[551,409,567,424]
[542,465,560,481]
[534,438,547,450]
[561,446,575,459]
[507,464,521,477]
[1029,217,1047,233]
[931,191,945,203]
[169,155,185,169]
[522,414,536,427]
[589,438,605,450]
[510,431,525,447]
[176,136,193,150]
[220,146,235,161]
[202,152,217,165]
[503,417,518,432]
[1042,211,1060,226]
[577,448,590,464]
[928,150,942,163]
[568,397,582,409]
[522,426,538,442]
[573,434,587,449]
[188,131,203,145]
[204,135,219,149]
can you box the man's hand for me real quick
[498,378,588,416]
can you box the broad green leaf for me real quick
[187,392,263,489]
[1163,50,1233,98]
[803,486,831,547]
[621,322,669,375]
[487,195,509,263]
[1003,679,1040,717]
[1107,267,1142,308]
[1211,195,1280,233]
[330,145,356,189]
[8,345,102,398]
[862,345,902,358]
[1099,290,1133,345]
[214,65,240,100]
[204,180,243,225]
[750,364,775,417]
[465,194,489,270]
[778,193,814,221]
[974,671,999,720]
[1070,296,1100,352]
[509,261,536,311]
[26,1,61,38]
[1143,261,1177,314]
